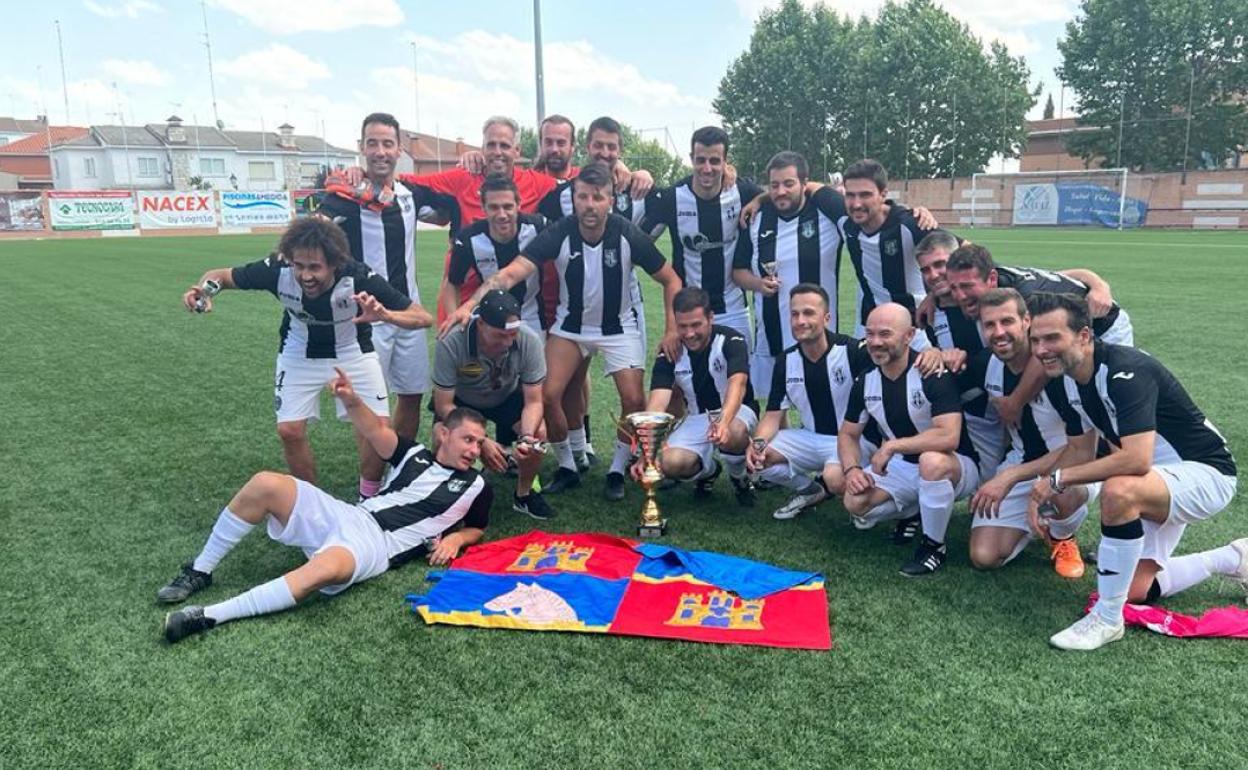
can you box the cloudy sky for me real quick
[2,0,1079,155]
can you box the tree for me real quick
[1044,94,1056,120]
[1058,0,1248,171]
[714,0,1036,180]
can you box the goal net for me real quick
[966,169,1154,229]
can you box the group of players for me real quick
[159,111,1242,653]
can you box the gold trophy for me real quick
[760,260,778,279]
[618,411,681,538]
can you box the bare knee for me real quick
[843,494,872,517]
[276,421,308,445]
[1100,476,1141,524]
[918,451,955,481]
[821,467,845,496]
[968,541,1006,570]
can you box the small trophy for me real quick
[749,437,768,484]
[760,261,778,279]
[618,411,681,538]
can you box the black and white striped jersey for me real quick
[231,255,412,359]
[964,349,1085,465]
[993,265,1123,339]
[845,350,980,464]
[318,180,450,304]
[537,181,654,226]
[1053,342,1236,476]
[767,331,875,436]
[449,214,547,330]
[842,204,933,326]
[639,176,762,316]
[522,213,666,336]
[733,187,846,356]
[649,324,754,415]
[359,438,492,569]
[925,302,984,354]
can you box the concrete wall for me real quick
[890,169,1248,229]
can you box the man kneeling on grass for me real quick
[156,370,492,643]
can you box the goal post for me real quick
[968,168,1149,229]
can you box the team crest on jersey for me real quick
[833,366,846,386]
[883,240,899,257]
[337,297,351,310]
[800,220,816,239]
[666,590,764,630]
[603,248,618,268]
[911,389,926,409]
[615,192,630,211]
[399,197,412,212]
[509,541,594,572]
[712,358,725,373]
[447,479,468,493]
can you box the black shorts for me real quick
[430,388,525,445]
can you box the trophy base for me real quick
[637,519,668,539]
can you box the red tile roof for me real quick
[0,126,89,155]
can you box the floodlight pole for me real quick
[533,0,546,127]
[411,42,421,136]
[201,0,221,128]
[1181,58,1195,184]
[55,20,70,123]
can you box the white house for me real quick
[49,116,357,192]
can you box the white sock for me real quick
[204,576,296,624]
[609,440,633,475]
[1157,544,1242,597]
[1001,532,1032,566]
[722,452,747,479]
[1048,504,1090,541]
[552,439,576,471]
[191,508,255,574]
[568,427,587,457]
[858,498,902,526]
[1092,521,1144,624]
[918,478,956,544]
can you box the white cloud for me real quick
[211,0,402,34]
[217,44,330,90]
[101,60,172,87]
[83,0,161,18]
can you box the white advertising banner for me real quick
[47,191,136,231]
[1012,183,1059,226]
[137,191,217,229]
[220,190,292,227]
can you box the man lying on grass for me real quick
[156,370,492,643]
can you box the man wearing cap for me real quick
[432,290,554,520]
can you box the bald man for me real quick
[838,303,983,576]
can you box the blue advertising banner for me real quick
[1013,183,1146,228]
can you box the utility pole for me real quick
[201,0,221,128]
[55,20,70,123]
[533,0,546,126]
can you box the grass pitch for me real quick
[1,226,1246,768]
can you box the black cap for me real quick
[477,290,522,330]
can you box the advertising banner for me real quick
[292,189,326,218]
[1014,183,1147,228]
[48,191,135,231]
[0,191,45,231]
[220,190,291,227]
[137,191,217,229]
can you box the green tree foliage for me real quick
[1058,0,1248,170]
[1044,94,1056,120]
[519,122,688,186]
[715,0,1036,180]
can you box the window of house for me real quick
[248,161,276,181]
[200,157,226,176]
[137,156,160,176]
[84,157,97,177]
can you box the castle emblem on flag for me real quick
[508,541,595,572]
[665,590,764,630]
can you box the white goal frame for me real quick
[970,167,1130,230]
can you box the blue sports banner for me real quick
[1013,182,1146,228]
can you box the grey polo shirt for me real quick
[433,320,547,408]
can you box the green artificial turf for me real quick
[1,226,1246,768]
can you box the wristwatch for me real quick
[1048,469,1066,493]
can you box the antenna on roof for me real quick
[55,20,70,123]
[201,0,221,128]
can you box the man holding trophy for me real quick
[629,287,758,517]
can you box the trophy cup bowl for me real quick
[617,411,681,538]
[760,261,778,278]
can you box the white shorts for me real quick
[1157,462,1237,525]
[770,429,846,474]
[1099,308,1134,347]
[970,470,1102,533]
[717,309,753,350]
[965,413,1005,480]
[372,324,430,395]
[666,406,759,469]
[867,453,980,509]
[750,352,777,406]
[274,352,389,424]
[552,327,646,375]
[266,479,392,595]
